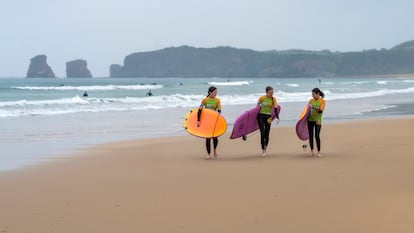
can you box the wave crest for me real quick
[13,84,163,91]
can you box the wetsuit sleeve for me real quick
[198,98,206,121]
[273,97,279,119]
[274,109,279,119]
[197,108,203,121]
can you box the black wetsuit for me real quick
[257,111,279,150]
[307,98,325,152]
[308,121,321,151]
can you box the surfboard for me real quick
[183,108,227,138]
[296,104,312,141]
[230,105,281,139]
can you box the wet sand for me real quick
[1,118,414,233]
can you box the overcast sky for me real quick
[1,0,413,77]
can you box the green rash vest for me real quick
[201,97,221,111]
[308,98,326,125]
[258,96,277,115]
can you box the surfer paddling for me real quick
[308,88,326,157]
[197,86,222,159]
[257,86,280,157]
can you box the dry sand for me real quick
[1,118,414,233]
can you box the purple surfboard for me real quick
[295,104,312,141]
[230,105,281,139]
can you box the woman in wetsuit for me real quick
[308,88,326,157]
[197,86,222,159]
[257,86,280,157]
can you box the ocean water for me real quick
[1,77,414,171]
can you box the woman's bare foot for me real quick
[262,149,267,157]
[213,150,218,158]
[317,152,322,157]
[205,155,212,160]
[309,150,314,157]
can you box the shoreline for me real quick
[2,73,414,79]
[1,112,414,172]
[1,117,413,233]
[338,73,414,78]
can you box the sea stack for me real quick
[66,59,92,78]
[26,55,56,78]
[110,64,123,77]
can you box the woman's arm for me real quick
[319,99,326,112]
[274,108,280,119]
[273,97,279,119]
[257,96,263,106]
[197,99,206,126]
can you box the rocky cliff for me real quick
[26,55,56,78]
[109,40,414,78]
[66,59,92,78]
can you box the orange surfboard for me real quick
[183,108,227,138]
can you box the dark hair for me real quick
[207,86,217,97]
[265,86,274,93]
[312,88,325,98]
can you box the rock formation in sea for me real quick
[110,64,123,77]
[26,55,56,78]
[66,59,92,78]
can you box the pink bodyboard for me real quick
[295,104,312,141]
[230,105,281,139]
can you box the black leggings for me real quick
[206,137,218,154]
[258,114,271,150]
[308,121,322,151]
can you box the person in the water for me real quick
[308,88,326,157]
[146,90,153,96]
[197,86,222,159]
[257,86,280,157]
[82,91,88,97]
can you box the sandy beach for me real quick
[1,118,414,233]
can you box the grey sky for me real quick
[1,0,413,77]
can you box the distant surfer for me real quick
[82,91,88,97]
[257,86,280,157]
[318,79,322,85]
[197,86,222,159]
[146,90,153,96]
[308,88,326,157]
